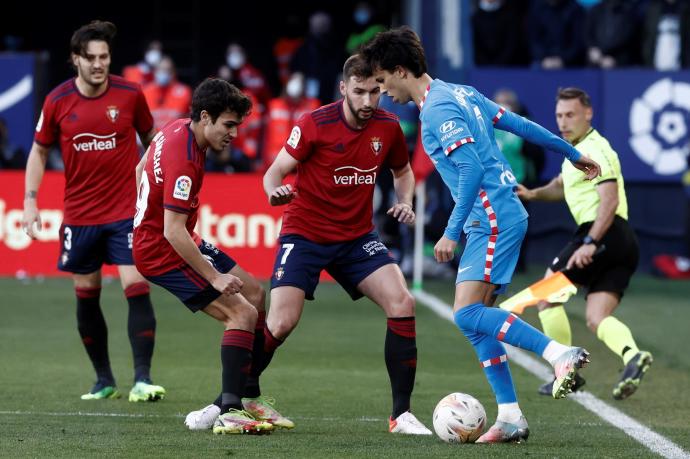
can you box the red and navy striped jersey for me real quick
[281,99,409,243]
[34,75,153,225]
[132,118,204,276]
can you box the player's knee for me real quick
[224,301,258,330]
[388,290,416,317]
[244,282,266,312]
[267,314,299,340]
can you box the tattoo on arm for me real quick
[25,191,37,200]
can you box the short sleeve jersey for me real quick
[132,118,205,276]
[562,128,628,225]
[281,100,409,243]
[420,79,528,235]
[34,75,154,225]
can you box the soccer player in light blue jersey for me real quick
[363,27,602,443]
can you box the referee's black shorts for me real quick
[549,216,639,297]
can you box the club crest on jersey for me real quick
[370,137,382,155]
[173,175,192,201]
[275,267,285,280]
[106,105,119,123]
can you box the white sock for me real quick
[496,402,523,424]
[542,340,571,365]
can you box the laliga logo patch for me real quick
[287,126,301,149]
[106,105,119,123]
[173,175,192,201]
[275,267,285,280]
[629,78,690,175]
[370,137,382,155]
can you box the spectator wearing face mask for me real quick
[472,0,530,66]
[225,43,272,109]
[346,2,386,55]
[142,56,192,131]
[123,40,163,86]
[291,11,343,104]
[261,72,320,170]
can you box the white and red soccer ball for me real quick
[432,392,486,443]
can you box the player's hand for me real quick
[515,184,535,201]
[21,204,42,239]
[566,243,596,270]
[387,202,415,225]
[434,235,457,263]
[211,272,244,296]
[269,184,295,206]
[572,156,601,181]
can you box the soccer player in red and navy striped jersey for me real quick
[22,21,164,402]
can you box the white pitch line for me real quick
[413,289,690,459]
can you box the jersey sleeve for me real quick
[427,100,475,157]
[589,144,619,185]
[162,148,199,215]
[283,113,316,161]
[444,142,484,241]
[133,87,154,135]
[384,123,410,170]
[34,97,59,147]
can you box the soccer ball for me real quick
[432,392,486,443]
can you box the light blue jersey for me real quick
[419,79,581,240]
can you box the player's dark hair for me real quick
[70,20,117,57]
[361,26,427,77]
[191,78,252,123]
[556,87,592,107]
[343,54,373,80]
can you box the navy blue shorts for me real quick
[58,218,135,274]
[145,240,237,312]
[270,232,396,301]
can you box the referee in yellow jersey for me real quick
[518,87,652,400]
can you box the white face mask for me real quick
[479,0,502,12]
[227,52,245,70]
[286,78,304,98]
[154,70,172,86]
[145,49,162,67]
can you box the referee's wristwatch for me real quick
[582,235,599,246]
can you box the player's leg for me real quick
[58,223,118,399]
[105,218,164,401]
[227,263,294,429]
[357,263,431,435]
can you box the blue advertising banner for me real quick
[465,69,690,182]
[0,54,35,157]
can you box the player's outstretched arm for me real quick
[516,175,565,202]
[263,148,299,206]
[22,142,50,239]
[163,210,243,295]
[388,163,415,224]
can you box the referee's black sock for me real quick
[76,287,115,385]
[125,282,156,383]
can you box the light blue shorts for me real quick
[456,219,527,295]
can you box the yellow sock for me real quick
[596,316,640,365]
[538,305,572,346]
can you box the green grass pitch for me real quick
[1,269,688,458]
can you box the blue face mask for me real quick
[154,70,172,87]
[354,8,371,25]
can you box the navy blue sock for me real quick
[220,330,253,414]
[125,282,156,383]
[76,287,114,385]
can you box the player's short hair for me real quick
[191,78,252,123]
[343,54,373,81]
[556,87,592,107]
[361,26,427,77]
[70,20,117,56]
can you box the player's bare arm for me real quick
[388,163,415,224]
[163,209,243,295]
[567,181,618,270]
[22,142,51,238]
[139,128,156,150]
[517,175,565,202]
[264,148,298,206]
